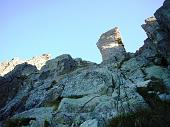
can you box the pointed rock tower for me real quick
[97,27,126,62]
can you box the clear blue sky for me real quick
[0,0,164,63]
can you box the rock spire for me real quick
[96,27,126,62]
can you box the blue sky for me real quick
[0,0,164,63]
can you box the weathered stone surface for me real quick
[58,94,115,113]
[154,0,170,64]
[41,54,77,76]
[138,6,170,65]
[112,84,148,112]
[96,27,126,62]
[24,83,63,110]
[80,119,98,127]
[0,63,37,112]
[141,16,164,42]
[12,107,53,127]
[155,0,170,34]
[61,67,114,97]
[53,112,93,126]
[0,86,30,121]
[144,65,170,89]
[54,94,116,126]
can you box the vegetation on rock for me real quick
[107,102,170,127]
[5,117,36,127]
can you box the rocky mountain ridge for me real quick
[0,54,51,76]
[0,0,170,127]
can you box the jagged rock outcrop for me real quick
[0,63,38,110]
[155,0,170,34]
[137,2,170,66]
[141,16,165,43]
[0,0,170,127]
[140,16,169,64]
[0,58,23,77]
[155,0,170,64]
[96,27,126,62]
[0,54,96,122]
[26,53,51,70]
[0,54,51,76]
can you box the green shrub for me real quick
[107,105,170,127]
[137,77,168,108]
[108,77,170,127]
[44,119,50,127]
[51,80,58,85]
[5,117,36,127]
[44,96,63,111]
[117,38,123,45]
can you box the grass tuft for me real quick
[107,103,170,127]
[5,117,36,127]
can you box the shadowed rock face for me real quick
[96,27,126,62]
[141,17,163,42]
[0,63,38,111]
[154,1,170,64]
[155,0,170,34]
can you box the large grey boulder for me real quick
[58,94,115,113]
[41,54,78,77]
[61,67,114,97]
[54,94,116,126]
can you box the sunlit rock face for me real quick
[0,58,23,76]
[0,54,51,76]
[96,27,126,62]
